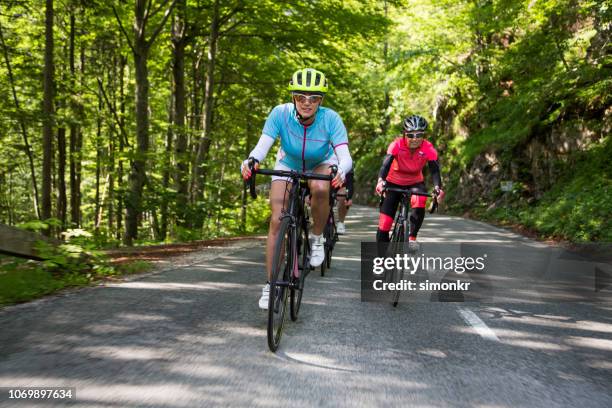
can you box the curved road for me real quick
[1,206,611,407]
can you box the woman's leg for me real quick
[409,207,426,238]
[266,180,290,281]
[377,187,402,242]
[308,163,332,236]
[306,163,333,267]
[408,182,428,239]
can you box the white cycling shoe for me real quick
[408,239,420,253]
[310,234,326,267]
[258,283,270,310]
[336,222,346,235]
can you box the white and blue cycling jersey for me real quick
[262,103,349,172]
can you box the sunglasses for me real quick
[404,131,426,139]
[293,93,323,104]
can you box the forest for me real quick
[0,0,609,249]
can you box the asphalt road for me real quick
[1,205,611,407]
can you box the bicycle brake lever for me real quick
[429,195,438,214]
[327,165,340,206]
[248,158,259,199]
[329,164,338,180]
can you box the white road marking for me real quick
[458,307,500,342]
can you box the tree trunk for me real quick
[96,174,110,229]
[42,0,55,233]
[124,45,149,245]
[191,51,202,131]
[0,173,5,224]
[117,54,126,240]
[94,87,102,230]
[8,172,14,225]
[123,0,175,244]
[380,0,390,136]
[107,65,116,236]
[173,0,189,227]
[241,111,252,232]
[192,0,220,227]
[57,127,67,228]
[69,8,82,228]
[0,21,41,220]
[188,48,203,208]
[161,96,174,240]
[215,155,226,234]
[123,0,150,245]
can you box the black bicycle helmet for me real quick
[403,115,428,132]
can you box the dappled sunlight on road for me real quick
[83,323,134,335]
[301,299,329,306]
[116,313,171,321]
[329,255,361,262]
[74,345,174,361]
[483,306,612,330]
[277,351,359,372]
[0,205,610,407]
[108,281,249,291]
[174,334,226,346]
[565,336,612,351]
[416,348,448,358]
[586,360,612,369]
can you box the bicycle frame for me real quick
[280,178,310,282]
[381,186,436,307]
[247,165,336,351]
[249,167,336,287]
[392,196,408,241]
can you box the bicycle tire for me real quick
[327,224,336,269]
[268,217,293,352]
[391,213,408,307]
[320,249,327,276]
[290,220,308,321]
[320,221,331,276]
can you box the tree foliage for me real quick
[0,0,609,244]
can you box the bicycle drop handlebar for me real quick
[381,186,439,214]
[247,159,337,200]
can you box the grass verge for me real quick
[0,257,153,307]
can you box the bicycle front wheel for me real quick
[291,220,308,321]
[391,218,408,307]
[268,217,293,352]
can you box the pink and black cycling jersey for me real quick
[385,137,438,186]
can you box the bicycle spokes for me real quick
[273,286,284,313]
[292,240,299,279]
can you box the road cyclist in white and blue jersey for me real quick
[241,68,353,309]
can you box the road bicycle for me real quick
[381,185,438,307]
[248,163,336,352]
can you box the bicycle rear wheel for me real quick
[321,215,336,275]
[291,220,308,321]
[268,217,293,352]
[320,244,327,277]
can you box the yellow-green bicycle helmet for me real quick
[287,68,328,94]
